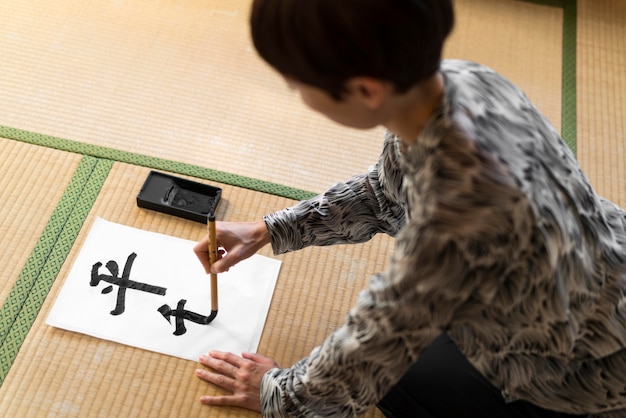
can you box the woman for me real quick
[193,1,626,416]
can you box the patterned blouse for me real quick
[260,60,626,417]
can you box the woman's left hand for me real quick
[196,350,279,411]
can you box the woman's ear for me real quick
[345,77,392,110]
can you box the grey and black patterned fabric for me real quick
[260,60,626,417]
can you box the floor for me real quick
[0,1,624,417]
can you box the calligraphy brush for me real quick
[206,214,218,323]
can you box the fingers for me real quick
[195,356,246,404]
[199,351,243,373]
[241,351,280,368]
[211,252,237,274]
[199,393,249,407]
[195,367,236,392]
[194,220,270,274]
[196,351,265,411]
[197,351,278,384]
[194,235,227,274]
[195,367,255,409]
[193,237,211,273]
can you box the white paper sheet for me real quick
[46,217,281,361]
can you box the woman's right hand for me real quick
[193,220,271,274]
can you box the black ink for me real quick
[158,299,217,335]
[91,252,167,315]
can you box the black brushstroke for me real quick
[90,252,167,315]
[158,299,217,335]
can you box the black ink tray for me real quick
[136,171,221,223]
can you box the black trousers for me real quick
[377,333,584,418]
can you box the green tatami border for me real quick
[0,156,113,385]
[560,0,577,153]
[0,126,317,202]
[521,0,577,153]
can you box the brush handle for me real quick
[208,215,218,311]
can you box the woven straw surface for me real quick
[0,162,394,417]
[1,0,624,417]
[0,0,563,195]
[0,139,81,304]
[576,0,626,208]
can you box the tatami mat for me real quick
[0,0,565,196]
[0,162,394,417]
[0,0,624,417]
[576,0,626,208]
[0,0,384,195]
[0,139,81,303]
[446,0,564,133]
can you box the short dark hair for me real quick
[250,0,454,99]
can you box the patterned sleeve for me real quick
[259,216,498,417]
[259,107,528,416]
[263,133,406,255]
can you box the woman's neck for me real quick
[384,72,445,147]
